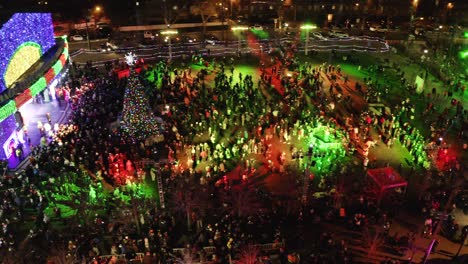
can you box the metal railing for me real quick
[70,36,390,66]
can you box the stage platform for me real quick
[6,98,70,172]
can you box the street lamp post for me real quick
[161,29,178,61]
[453,225,468,260]
[300,24,317,56]
[232,26,248,53]
[85,6,102,50]
[230,0,234,18]
[85,19,91,50]
[410,0,419,33]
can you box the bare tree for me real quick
[0,248,21,264]
[221,186,264,218]
[362,226,386,257]
[48,244,76,264]
[237,244,260,264]
[190,0,218,38]
[161,0,185,25]
[174,248,197,264]
[169,181,209,230]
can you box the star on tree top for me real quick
[125,52,137,66]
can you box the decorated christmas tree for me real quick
[121,53,161,142]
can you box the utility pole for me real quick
[423,177,463,263]
[453,225,468,260]
[422,239,437,264]
[85,18,91,50]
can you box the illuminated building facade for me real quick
[0,13,69,160]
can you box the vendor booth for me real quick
[366,167,407,204]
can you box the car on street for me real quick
[100,44,112,52]
[329,30,349,38]
[311,32,327,40]
[235,15,246,24]
[179,35,198,44]
[369,25,389,33]
[204,34,219,45]
[70,35,84,41]
[144,31,156,40]
[250,24,264,31]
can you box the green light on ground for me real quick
[464,31,468,38]
[250,29,269,39]
[293,122,348,175]
[460,50,468,59]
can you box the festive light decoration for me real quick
[0,42,69,123]
[44,68,55,84]
[0,13,55,92]
[29,77,47,97]
[0,115,18,159]
[120,70,162,142]
[300,24,317,30]
[4,42,42,88]
[14,89,32,108]
[125,52,137,66]
[160,29,178,35]
[70,36,389,67]
[232,26,249,31]
[293,121,348,175]
[0,100,17,122]
[52,59,63,75]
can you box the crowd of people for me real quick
[0,31,466,264]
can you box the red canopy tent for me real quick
[366,167,407,202]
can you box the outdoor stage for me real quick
[7,98,69,170]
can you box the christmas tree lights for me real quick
[120,69,162,142]
[0,13,55,92]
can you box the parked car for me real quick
[311,32,327,40]
[250,24,264,31]
[186,36,198,44]
[176,35,197,44]
[369,25,389,32]
[204,34,219,45]
[100,44,112,52]
[144,31,156,39]
[70,35,84,41]
[236,15,246,24]
[329,30,349,38]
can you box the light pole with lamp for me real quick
[300,24,317,56]
[85,6,102,50]
[229,0,234,18]
[161,29,178,61]
[409,0,419,33]
[231,26,248,52]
